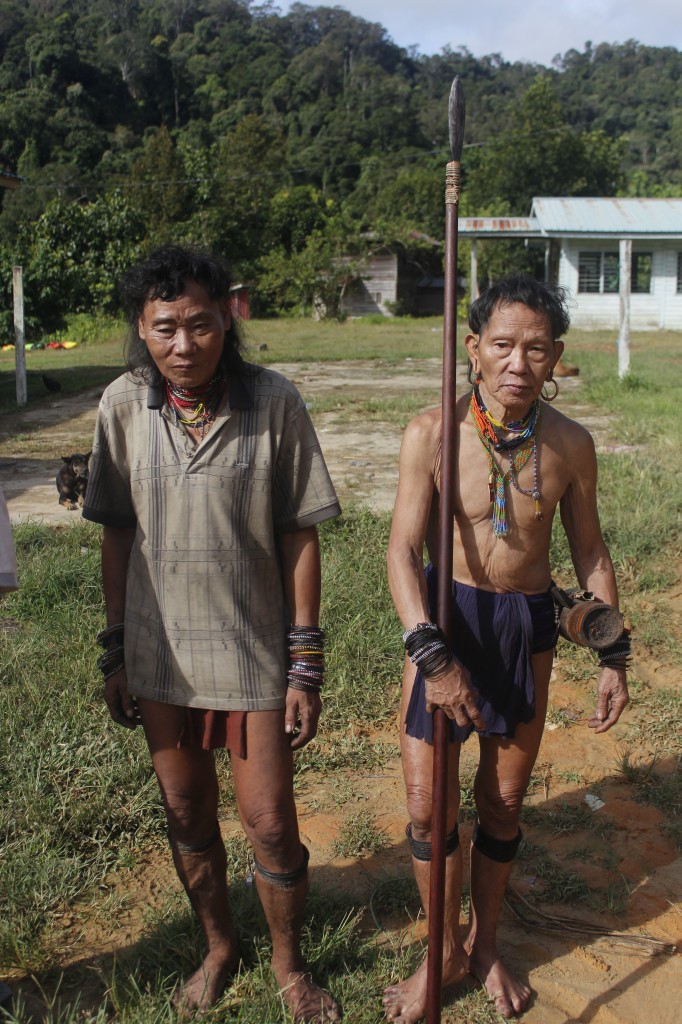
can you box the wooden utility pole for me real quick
[618,239,631,379]
[13,266,27,407]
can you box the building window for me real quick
[578,252,619,293]
[631,252,652,293]
[578,251,652,294]
[371,291,382,303]
[678,253,682,293]
[603,252,619,293]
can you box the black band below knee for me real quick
[405,823,460,862]
[253,844,309,889]
[472,820,522,863]
[168,821,221,855]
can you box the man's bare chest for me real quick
[454,426,571,530]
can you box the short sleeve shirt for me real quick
[83,365,340,711]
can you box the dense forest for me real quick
[1,0,681,333]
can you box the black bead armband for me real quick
[598,628,631,671]
[403,622,453,678]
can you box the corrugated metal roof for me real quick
[460,217,541,237]
[531,197,682,235]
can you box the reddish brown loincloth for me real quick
[178,709,247,758]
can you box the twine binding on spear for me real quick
[445,162,461,205]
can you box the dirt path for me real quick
[0,360,591,521]
[2,365,680,1023]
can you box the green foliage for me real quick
[10,191,145,334]
[258,210,364,318]
[1,6,681,326]
[331,809,390,858]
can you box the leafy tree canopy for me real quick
[0,1,680,328]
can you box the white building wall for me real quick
[657,247,682,328]
[558,239,682,330]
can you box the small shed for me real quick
[340,235,442,317]
[460,198,682,330]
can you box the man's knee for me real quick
[472,819,523,863]
[405,781,460,843]
[474,780,525,836]
[406,822,460,861]
[161,782,219,843]
[405,782,434,836]
[242,804,298,864]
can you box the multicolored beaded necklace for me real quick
[469,384,543,537]
[165,374,226,439]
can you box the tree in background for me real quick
[258,186,362,316]
[1,2,680,333]
[7,192,144,334]
[130,126,191,245]
[463,76,626,286]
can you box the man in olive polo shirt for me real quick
[84,245,341,1022]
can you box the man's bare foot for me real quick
[172,948,239,1014]
[382,949,469,1024]
[277,970,341,1023]
[467,946,531,1018]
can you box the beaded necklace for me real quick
[469,385,543,537]
[165,374,226,439]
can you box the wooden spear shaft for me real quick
[426,75,465,1024]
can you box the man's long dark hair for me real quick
[119,245,247,381]
[468,274,571,341]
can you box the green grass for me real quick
[548,328,682,594]
[545,703,583,729]
[0,319,127,416]
[625,688,682,752]
[522,801,614,839]
[516,840,591,905]
[307,394,436,427]
[0,524,167,968]
[241,315,447,364]
[613,748,682,826]
[332,810,390,859]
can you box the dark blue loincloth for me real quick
[405,564,558,745]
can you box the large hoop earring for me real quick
[542,379,559,402]
[467,361,482,385]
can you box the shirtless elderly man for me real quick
[385,275,629,1021]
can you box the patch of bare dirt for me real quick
[2,364,680,1023]
[0,360,590,521]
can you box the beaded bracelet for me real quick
[97,644,125,676]
[102,663,126,681]
[287,625,325,692]
[97,623,124,649]
[403,622,453,678]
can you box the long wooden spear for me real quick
[426,75,465,1024]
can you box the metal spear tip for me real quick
[448,75,465,163]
